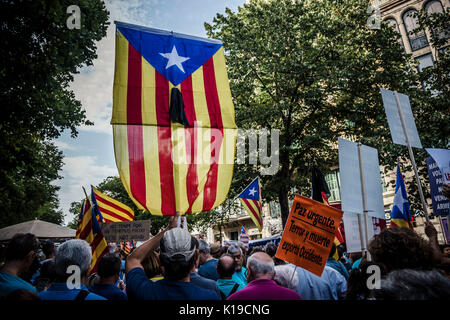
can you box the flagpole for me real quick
[357,143,371,261]
[394,91,430,223]
[82,186,89,199]
[288,266,297,288]
[209,177,260,242]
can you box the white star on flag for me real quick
[248,187,257,196]
[393,186,408,214]
[159,45,190,73]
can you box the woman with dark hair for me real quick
[368,227,435,273]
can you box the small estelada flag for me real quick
[237,178,263,232]
[390,164,413,229]
[75,195,109,273]
[91,186,134,223]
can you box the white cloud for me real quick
[54,140,77,151]
[71,0,156,135]
[56,156,117,225]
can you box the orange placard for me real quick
[275,194,344,277]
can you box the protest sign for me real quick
[101,220,151,242]
[338,138,385,219]
[275,195,343,277]
[380,88,422,149]
[343,213,386,253]
[380,89,429,222]
[426,148,450,184]
[240,234,249,250]
[426,156,450,217]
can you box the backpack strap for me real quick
[219,289,227,300]
[74,290,90,301]
[229,283,240,296]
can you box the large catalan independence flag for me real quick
[92,186,134,222]
[113,22,237,216]
[238,178,263,232]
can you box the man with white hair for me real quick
[38,239,106,300]
[274,264,299,290]
[227,252,302,300]
[227,244,247,286]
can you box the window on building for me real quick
[416,53,434,72]
[324,170,341,202]
[250,234,262,240]
[425,0,448,40]
[230,231,238,241]
[403,9,429,51]
[385,18,405,49]
[416,53,435,91]
[269,201,281,218]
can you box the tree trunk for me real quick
[279,188,290,229]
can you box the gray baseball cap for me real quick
[160,228,196,262]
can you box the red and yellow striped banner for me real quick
[92,186,134,222]
[112,25,237,216]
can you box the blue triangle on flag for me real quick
[116,22,223,86]
[238,178,260,201]
[391,164,412,221]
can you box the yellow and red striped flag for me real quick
[238,178,263,232]
[75,195,109,273]
[121,241,131,255]
[91,186,134,223]
[112,22,237,216]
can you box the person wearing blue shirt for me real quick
[189,237,221,296]
[89,254,127,300]
[197,239,219,281]
[216,254,245,299]
[326,244,349,280]
[288,264,334,300]
[227,245,248,286]
[125,213,220,300]
[38,239,106,301]
[0,233,40,296]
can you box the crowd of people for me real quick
[1,213,450,301]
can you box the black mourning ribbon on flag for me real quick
[169,87,191,126]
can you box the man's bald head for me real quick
[247,252,275,282]
[217,254,236,279]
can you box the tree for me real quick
[205,0,446,227]
[0,0,109,227]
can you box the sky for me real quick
[56,0,246,225]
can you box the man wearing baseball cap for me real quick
[125,213,220,300]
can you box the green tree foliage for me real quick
[0,0,109,228]
[205,0,448,226]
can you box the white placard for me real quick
[338,138,385,219]
[380,88,422,149]
[339,138,363,215]
[343,212,375,253]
